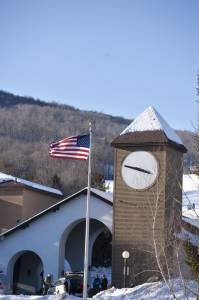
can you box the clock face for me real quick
[121,151,158,190]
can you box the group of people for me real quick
[92,274,108,293]
[41,272,108,296]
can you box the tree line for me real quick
[0,90,196,196]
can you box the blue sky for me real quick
[0,0,198,130]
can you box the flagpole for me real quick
[83,122,92,299]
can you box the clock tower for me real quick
[111,106,187,287]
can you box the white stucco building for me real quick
[0,187,113,294]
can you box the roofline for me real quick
[0,180,63,198]
[111,140,187,153]
[111,130,187,153]
[0,187,112,239]
[0,179,14,185]
[182,217,199,231]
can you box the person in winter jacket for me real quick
[92,275,101,293]
[43,274,53,295]
[101,274,108,290]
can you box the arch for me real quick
[89,227,105,266]
[7,250,43,295]
[58,219,83,276]
[59,218,112,274]
[91,229,112,267]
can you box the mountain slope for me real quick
[0,90,195,195]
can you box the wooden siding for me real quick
[112,144,183,287]
[0,199,22,230]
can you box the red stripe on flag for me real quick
[50,155,88,160]
[49,134,90,160]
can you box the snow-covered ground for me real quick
[0,296,64,300]
[0,278,197,299]
[93,279,197,300]
[182,174,199,228]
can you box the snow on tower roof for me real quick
[121,106,183,146]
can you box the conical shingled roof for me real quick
[112,106,187,153]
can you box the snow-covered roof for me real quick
[183,174,199,192]
[182,174,199,228]
[105,180,114,194]
[0,172,63,196]
[121,106,183,146]
[182,216,199,229]
[182,174,199,208]
[176,227,199,247]
[90,187,113,202]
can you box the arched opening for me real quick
[92,229,112,267]
[64,219,112,272]
[12,251,43,295]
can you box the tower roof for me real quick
[112,106,187,152]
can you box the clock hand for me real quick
[124,165,152,175]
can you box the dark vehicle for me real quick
[48,272,84,297]
[65,272,84,297]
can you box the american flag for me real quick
[49,134,90,160]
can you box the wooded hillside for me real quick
[0,90,196,196]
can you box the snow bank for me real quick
[0,295,80,300]
[0,279,197,300]
[0,295,68,300]
[93,278,197,300]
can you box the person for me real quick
[101,274,108,290]
[39,271,44,295]
[43,274,53,295]
[64,278,69,293]
[69,278,76,295]
[92,274,101,294]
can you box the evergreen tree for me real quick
[194,73,199,175]
[52,174,62,190]
[194,122,199,175]
[91,172,106,191]
[184,240,199,280]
